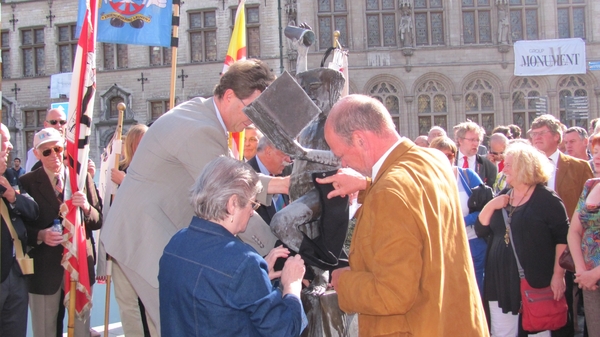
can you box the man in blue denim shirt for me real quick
[159,157,307,336]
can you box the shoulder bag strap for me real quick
[1,201,26,262]
[502,207,525,278]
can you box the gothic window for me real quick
[511,77,541,132]
[366,0,397,48]
[150,100,171,121]
[558,76,588,128]
[23,108,46,149]
[318,0,348,50]
[2,30,10,79]
[21,27,45,77]
[416,80,448,135]
[509,0,538,42]
[557,0,585,39]
[231,6,261,58]
[369,82,400,130]
[57,24,77,73]
[464,79,495,139]
[414,0,444,46]
[462,0,492,44]
[149,47,172,66]
[103,43,128,70]
[189,10,217,63]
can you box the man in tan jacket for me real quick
[319,95,488,336]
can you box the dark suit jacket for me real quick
[19,168,102,295]
[455,154,497,188]
[1,194,39,282]
[555,152,593,218]
[247,156,289,225]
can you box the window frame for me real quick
[20,26,45,77]
[188,9,218,63]
[461,0,493,44]
[2,30,10,79]
[318,0,348,50]
[56,23,78,73]
[366,0,398,48]
[414,0,445,46]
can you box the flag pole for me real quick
[102,103,125,337]
[169,1,180,109]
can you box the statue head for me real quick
[296,68,345,117]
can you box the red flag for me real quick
[62,0,97,319]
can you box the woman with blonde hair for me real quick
[476,142,569,337]
[111,124,148,185]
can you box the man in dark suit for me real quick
[20,128,102,337]
[530,114,592,337]
[247,136,291,225]
[0,123,39,336]
[454,121,497,188]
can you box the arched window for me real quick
[465,79,495,138]
[558,75,588,129]
[511,77,542,132]
[417,80,447,136]
[369,82,400,130]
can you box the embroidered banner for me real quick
[77,0,173,47]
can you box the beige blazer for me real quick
[337,139,489,337]
[100,97,276,329]
[555,152,593,218]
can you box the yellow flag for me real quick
[222,0,246,74]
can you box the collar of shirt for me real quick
[372,138,403,180]
[213,99,228,137]
[548,149,560,168]
[457,150,476,169]
[43,165,64,188]
[255,155,271,175]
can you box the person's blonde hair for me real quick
[453,120,485,143]
[429,136,457,156]
[120,124,148,170]
[504,142,552,186]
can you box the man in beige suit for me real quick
[320,95,488,336]
[530,114,592,337]
[100,60,287,335]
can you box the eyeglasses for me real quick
[249,199,261,210]
[47,119,67,126]
[529,130,551,138]
[41,146,64,157]
[461,137,480,143]
[489,151,504,156]
[238,96,249,107]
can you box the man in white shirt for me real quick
[453,121,497,188]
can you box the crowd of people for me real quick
[1,58,599,337]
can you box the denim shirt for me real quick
[159,216,307,336]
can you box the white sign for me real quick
[514,38,586,76]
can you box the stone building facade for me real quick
[1,0,600,163]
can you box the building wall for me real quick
[2,0,599,164]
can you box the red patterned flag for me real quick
[62,0,97,319]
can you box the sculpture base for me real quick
[301,289,358,337]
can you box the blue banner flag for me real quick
[77,0,173,47]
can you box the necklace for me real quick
[504,185,533,246]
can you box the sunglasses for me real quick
[42,146,64,157]
[47,119,67,126]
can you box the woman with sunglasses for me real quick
[159,156,307,336]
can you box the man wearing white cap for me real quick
[20,128,102,337]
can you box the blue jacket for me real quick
[458,168,483,227]
[159,216,306,337]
